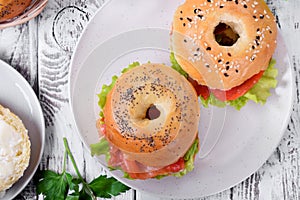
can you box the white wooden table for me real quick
[0,0,299,199]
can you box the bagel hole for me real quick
[145,105,160,120]
[214,23,239,46]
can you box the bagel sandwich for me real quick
[91,62,200,180]
[171,0,278,110]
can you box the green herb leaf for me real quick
[37,170,72,200]
[89,175,130,198]
[66,194,79,200]
[79,186,97,200]
[69,178,81,193]
[37,138,130,200]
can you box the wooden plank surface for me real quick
[0,0,135,200]
[35,0,134,199]
[0,0,299,199]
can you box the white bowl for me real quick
[0,60,45,200]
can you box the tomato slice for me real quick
[127,158,185,180]
[188,76,210,100]
[101,119,186,179]
[107,139,185,179]
[96,118,106,136]
[191,71,264,101]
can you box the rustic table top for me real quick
[0,0,299,199]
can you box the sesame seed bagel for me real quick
[171,0,277,90]
[0,0,31,22]
[0,104,30,192]
[103,63,200,168]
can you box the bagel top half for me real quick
[103,63,200,168]
[171,0,277,90]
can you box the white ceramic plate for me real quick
[0,60,45,200]
[69,0,293,198]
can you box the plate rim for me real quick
[68,1,295,198]
[0,59,45,200]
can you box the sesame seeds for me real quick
[197,14,204,19]
[173,0,276,88]
[194,8,201,14]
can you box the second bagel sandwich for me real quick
[171,0,278,110]
[91,62,200,180]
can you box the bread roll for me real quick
[0,104,30,192]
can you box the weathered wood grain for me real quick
[0,15,40,200]
[35,0,135,199]
[1,0,134,199]
[0,20,38,89]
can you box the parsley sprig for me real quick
[37,138,130,200]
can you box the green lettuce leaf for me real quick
[90,138,111,162]
[91,137,199,179]
[170,52,188,78]
[92,62,142,167]
[243,59,278,104]
[212,59,278,110]
[200,95,226,108]
[228,96,249,110]
[121,61,140,73]
[171,52,278,110]
[154,137,199,179]
[97,61,140,117]
[97,75,118,110]
[173,137,199,178]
